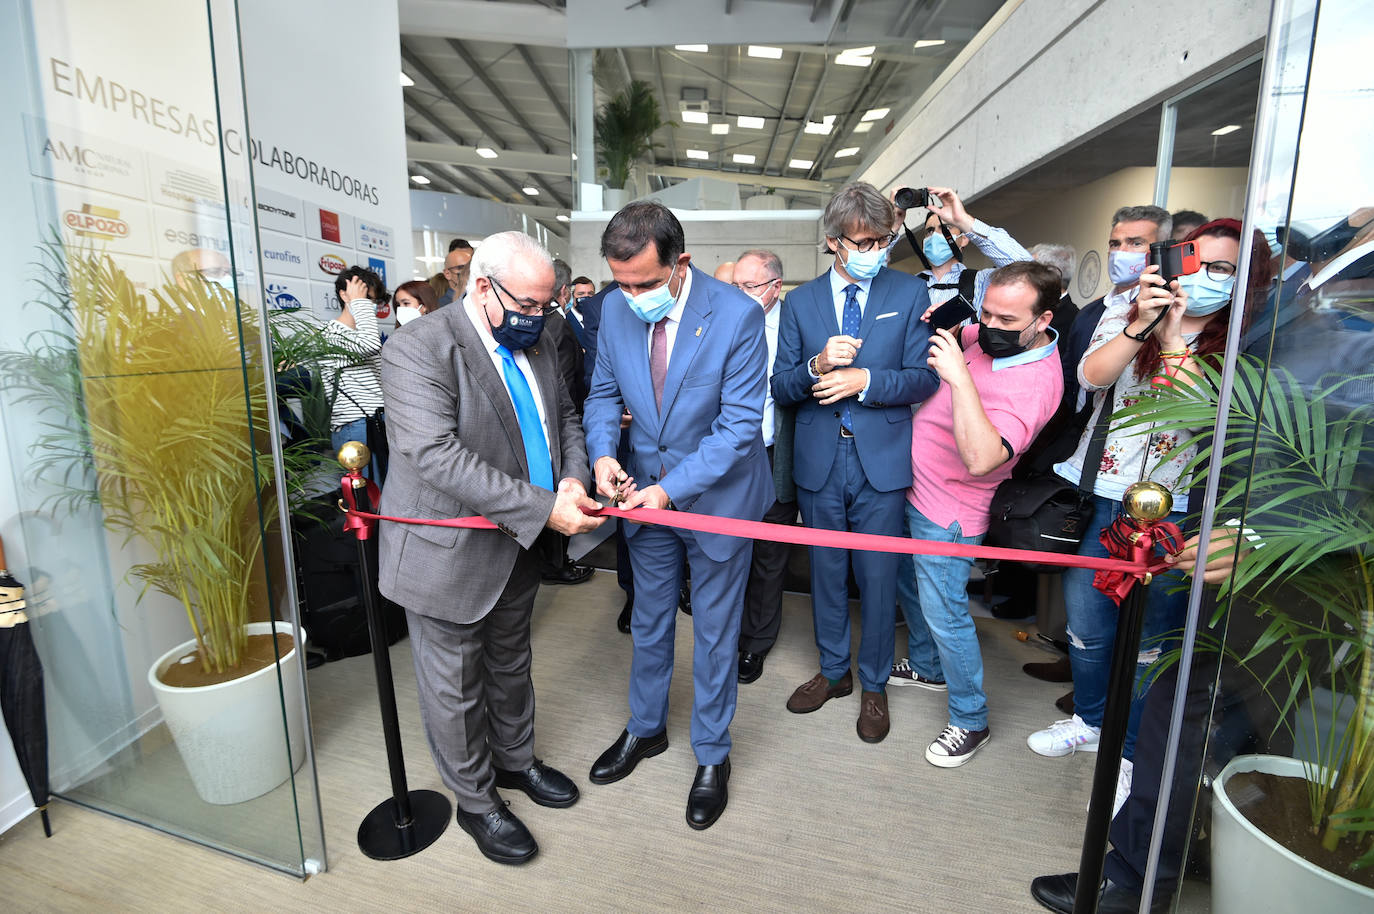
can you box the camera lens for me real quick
[894,187,918,210]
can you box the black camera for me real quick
[894,186,932,210]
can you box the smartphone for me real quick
[928,294,977,332]
[1148,240,1201,282]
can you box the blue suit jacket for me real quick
[584,266,772,560]
[771,267,938,493]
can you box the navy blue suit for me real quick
[772,266,938,692]
[584,266,772,763]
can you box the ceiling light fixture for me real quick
[557,214,571,222]
[788,158,813,169]
[835,147,860,158]
[733,153,756,164]
[1211,124,1242,136]
[710,123,729,135]
[686,148,710,160]
[523,186,539,195]
[913,39,946,49]
[861,107,890,122]
[680,110,710,124]
[475,147,498,159]
[836,46,875,67]
[675,44,709,53]
[747,45,783,59]
[853,122,873,133]
[804,114,836,135]
[737,115,765,129]
[410,174,430,184]
[400,72,414,87]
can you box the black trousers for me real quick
[739,447,797,654]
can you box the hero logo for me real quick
[64,206,130,242]
[318,253,347,275]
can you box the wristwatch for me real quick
[808,354,824,375]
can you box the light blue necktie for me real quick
[840,283,861,433]
[495,344,554,489]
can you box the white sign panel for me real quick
[355,218,393,257]
[25,115,149,201]
[46,184,156,258]
[259,230,308,278]
[306,240,350,280]
[304,201,353,246]
[254,187,305,235]
[264,276,309,312]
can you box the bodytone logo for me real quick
[319,253,347,275]
[64,204,130,242]
[319,208,341,243]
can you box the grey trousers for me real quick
[406,549,540,814]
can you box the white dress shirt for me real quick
[762,299,780,446]
[465,302,550,445]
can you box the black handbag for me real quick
[334,386,388,482]
[984,384,1115,572]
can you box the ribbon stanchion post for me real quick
[1072,482,1177,914]
[337,442,450,860]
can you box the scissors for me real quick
[608,470,629,508]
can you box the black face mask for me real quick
[487,278,545,351]
[978,320,1034,358]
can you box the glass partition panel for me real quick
[0,0,323,875]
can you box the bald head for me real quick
[714,261,736,282]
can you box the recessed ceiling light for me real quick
[737,115,766,129]
[686,148,710,160]
[913,39,946,49]
[675,44,709,53]
[400,72,414,87]
[475,147,498,159]
[1211,124,1242,136]
[556,214,571,222]
[523,186,539,195]
[853,122,873,133]
[733,153,756,164]
[680,110,710,124]
[788,158,813,169]
[410,174,430,185]
[836,46,875,67]
[710,123,730,135]
[835,147,860,158]
[747,45,783,59]
[804,114,836,135]
[861,107,890,122]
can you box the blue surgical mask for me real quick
[1179,271,1236,316]
[923,232,955,266]
[1262,226,1284,259]
[1108,250,1148,286]
[839,245,886,281]
[625,265,680,323]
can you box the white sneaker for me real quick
[1086,758,1135,816]
[1027,714,1101,757]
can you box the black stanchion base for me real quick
[357,790,451,860]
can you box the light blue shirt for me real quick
[991,326,1059,371]
[920,218,1032,312]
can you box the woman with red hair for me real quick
[1026,219,1274,787]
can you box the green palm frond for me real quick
[594,80,669,190]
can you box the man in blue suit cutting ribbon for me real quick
[583,202,772,831]
[772,182,940,744]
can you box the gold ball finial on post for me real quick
[337,441,372,472]
[1122,481,1173,524]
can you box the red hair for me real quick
[1130,218,1274,378]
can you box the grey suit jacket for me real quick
[377,302,590,623]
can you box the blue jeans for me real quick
[1063,494,1188,759]
[895,503,988,731]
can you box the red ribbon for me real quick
[339,473,383,540]
[1092,515,1186,603]
[339,494,1170,579]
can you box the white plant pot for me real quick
[1212,754,1374,913]
[602,187,631,211]
[148,620,307,805]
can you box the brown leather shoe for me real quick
[857,690,890,743]
[786,670,853,714]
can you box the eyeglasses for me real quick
[487,276,546,315]
[839,232,896,253]
[1199,260,1238,280]
[444,265,470,278]
[733,277,780,294]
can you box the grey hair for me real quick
[465,231,554,297]
[551,258,573,295]
[822,182,895,241]
[737,248,783,279]
[1029,243,1076,290]
[1111,205,1172,242]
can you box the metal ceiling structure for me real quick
[399,0,1007,232]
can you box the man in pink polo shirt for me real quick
[889,261,1064,767]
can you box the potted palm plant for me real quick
[1115,355,1374,908]
[1,245,337,805]
[594,79,668,210]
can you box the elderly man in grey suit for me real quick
[378,231,605,866]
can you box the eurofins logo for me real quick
[64,204,130,242]
[319,253,346,275]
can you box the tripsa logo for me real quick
[319,253,347,275]
[64,204,130,242]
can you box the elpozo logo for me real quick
[64,204,130,242]
[318,253,347,275]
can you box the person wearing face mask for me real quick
[323,266,387,481]
[392,280,439,326]
[582,202,773,831]
[772,182,940,744]
[729,249,796,684]
[902,186,1034,315]
[889,262,1063,767]
[1026,219,1254,790]
[376,231,606,866]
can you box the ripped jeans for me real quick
[1063,494,1189,760]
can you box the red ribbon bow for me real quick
[1092,514,1185,604]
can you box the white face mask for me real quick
[395,305,422,325]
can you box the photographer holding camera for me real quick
[893,185,1034,313]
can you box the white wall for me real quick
[409,189,568,277]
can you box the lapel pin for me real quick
[695,326,702,337]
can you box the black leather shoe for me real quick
[1030,872,1155,914]
[678,582,692,616]
[738,650,766,683]
[542,561,595,585]
[494,760,579,808]
[589,729,668,785]
[454,803,537,865]
[686,757,730,830]
[616,596,632,634]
